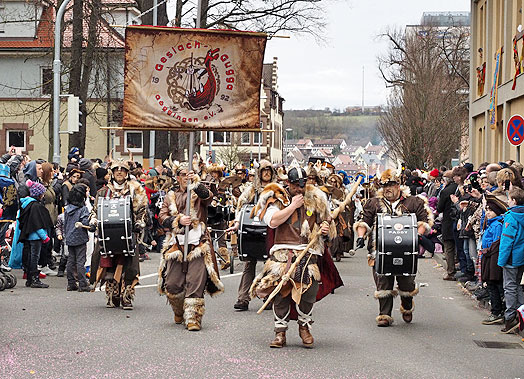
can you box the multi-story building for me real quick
[198,57,284,165]
[469,1,524,164]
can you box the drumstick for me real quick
[75,222,91,229]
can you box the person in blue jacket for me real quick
[18,180,53,288]
[498,187,524,333]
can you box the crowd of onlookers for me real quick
[1,146,523,333]
[403,161,524,334]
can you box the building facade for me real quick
[470,0,524,165]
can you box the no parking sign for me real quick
[507,115,524,146]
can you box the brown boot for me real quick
[400,302,414,323]
[269,331,286,348]
[121,285,135,310]
[167,292,185,324]
[376,315,393,327]
[219,247,230,270]
[184,297,205,331]
[298,325,314,348]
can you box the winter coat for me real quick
[82,170,97,198]
[458,201,478,239]
[436,182,458,240]
[64,204,90,246]
[498,205,524,267]
[18,197,50,241]
[482,215,503,249]
[42,183,58,225]
[0,175,18,221]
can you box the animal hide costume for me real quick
[89,179,149,309]
[249,183,340,341]
[354,182,433,326]
[157,181,224,330]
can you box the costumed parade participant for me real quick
[89,159,149,310]
[249,167,342,348]
[323,173,356,262]
[157,162,224,331]
[226,159,277,311]
[206,162,231,270]
[354,169,433,327]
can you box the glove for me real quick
[356,237,365,249]
[43,236,51,244]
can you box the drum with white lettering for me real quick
[97,196,135,256]
[375,213,418,276]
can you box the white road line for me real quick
[138,273,158,280]
[134,272,242,289]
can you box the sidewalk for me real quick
[431,251,524,337]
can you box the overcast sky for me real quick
[264,0,471,110]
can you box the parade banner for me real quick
[123,26,267,131]
[488,48,501,130]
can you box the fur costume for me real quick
[89,179,149,291]
[157,189,224,297]
[236,160,277,214]
[249,184,337,300]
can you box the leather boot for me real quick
[30,273,49,288]
[298,325,314,348]
[376,315,393,327]
[269,331,286,348]
[184,298,205,331]
[167,292,185,324]
[105,280,118,308]
[25,271,33,287]
[121,285,135,310]
[501,316,519,334]
[219,247,230,270]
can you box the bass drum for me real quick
[97,196,135,257]
[375,213,418,276]
[238,204,269,261]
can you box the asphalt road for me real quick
[1,250,523,379]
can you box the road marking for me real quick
[134,272,242,289]
[138,273,158,280]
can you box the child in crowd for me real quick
[18,180,52,288]
[480,195,507,325]
[55,212,67,277]
[498,187,524,334]
[64,184,94,292]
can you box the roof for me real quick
[313,139,345,146]
[334,154,353,165]
[0,2,125,49]
[365,145,385,154]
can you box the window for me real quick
[209,131,231,144]
[6,130,26,151]
[125,131,143,152]
[241,132,250,145]
[254,132,262,144]
[42,68,53,96]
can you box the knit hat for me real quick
[429,168,439,178]
[68,184,87,206]
[26,179,46,198]
[96,167,108,180]
[68,147,80,161]
[485,194,508,216]
[79,158,93,171]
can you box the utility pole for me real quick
[52,0,74,164]
[149,0,158,169]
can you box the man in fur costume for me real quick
[324,173,356,262]
[226,159,276,311]
[157,163,224,331]
[354,169,433,327]
[206,163,230,270]
[249,167,337,348]
[89,159,149,310]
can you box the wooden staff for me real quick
[257,227,323,314]
[331,176,363,219]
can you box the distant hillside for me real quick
[284,109,382,146]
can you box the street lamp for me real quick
[285,128,293,164]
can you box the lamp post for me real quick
[285,128,293,164]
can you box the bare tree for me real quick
[217,143,249,171]
[377,26,469,169]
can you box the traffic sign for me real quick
[507,114,524,146]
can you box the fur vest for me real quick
[157,189,224,297]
